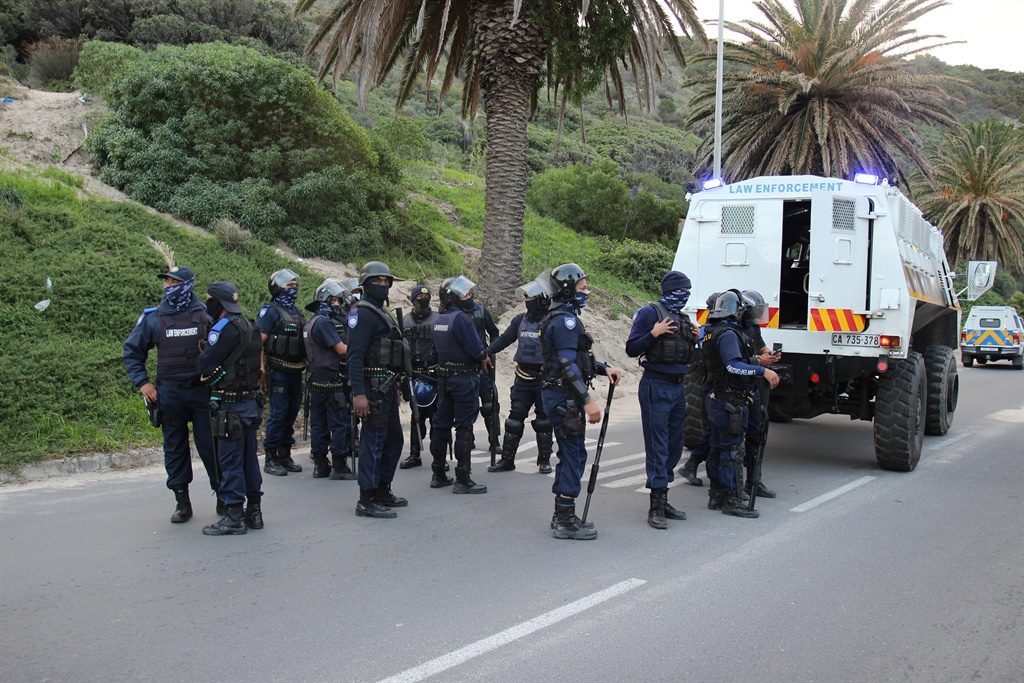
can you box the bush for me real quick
[596,238,675,295]
[213,217,254,254]
[25,0,86,38]
[375,116,429,160]
[26,36,82,89]
[73,40,143,97]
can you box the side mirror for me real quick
[966,261,997,301]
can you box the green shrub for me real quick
[1008,291,1024,315]
[375,116,429,160]
[213,217,254,254]
[26,35,82,89]
[73,40,144,96]
[596,238,675,296]
[25,0,86,38]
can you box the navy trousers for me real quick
[216,400,263,506]
[309,389,350,458]
[430,374,480,463]
[158,384,218,492]
[356,385,403,490]
[706,394,748,493]
[639,376,686,489]
[263,369,303,449]
[542,388,588,499]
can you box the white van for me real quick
[961,306,1024,369]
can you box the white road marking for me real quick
[602,473,650,489]
[987,407,1024,423]
[375,578,647,683]
[790,476,876,512]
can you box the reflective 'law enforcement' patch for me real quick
[348,313,358,329]
[564,317,576,330]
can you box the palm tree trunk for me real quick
[472,0,545,313]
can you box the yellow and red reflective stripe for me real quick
[809,308,866,332]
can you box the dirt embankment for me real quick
[2,83,648,420]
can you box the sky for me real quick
[690,0,1024,73]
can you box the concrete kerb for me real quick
[0,443,316,486]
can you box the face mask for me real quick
[362,283,390,305]
[525,298,543,314]
[413,298,431,315]
[274,286,299,308]
[164,278,194,313]
[459,296,476,312]
[206,298,225,319]
[574,290,588,310]
[659,289,690,315]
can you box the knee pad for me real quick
[531,418,552,435]
[480,400,494,418]
[509,400,531,420]
[503,417,525,438]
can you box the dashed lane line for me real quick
[789,476,876,512]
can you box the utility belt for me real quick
[208,399,257,440]
[515,364,542,381]
[362,366,397,428]
[156,378,202,389]
[210,389,262,403]
[308,365,347,386]
[709,386,755,406]
[266,355,306,373]
[438,361,479,377]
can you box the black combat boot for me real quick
[744,478,777,499]
[489,425,521,472]
[170,488,192,523]
[278,444,302,473]
[245,495,264,530]
[662,489,687,520]
[452,467,487,494]
[375,482,408,507]
[708,486,724,510]
[399,453,422,469]
[216,496,228,517]
[203,505,247,536]
[430,464,454,488]
[487,456,515,472]
[721,493,759,519]
[647,490,668,529]
[536,431,553,474]
[312,453,331,478]
[553,499,597,540]
[263,447,287,477]
[329,453,357,480]
[355,487,396,518]
[679,457,703,486]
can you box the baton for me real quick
[748,404,769,512]
[580,382,615,525]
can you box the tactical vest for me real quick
[156,307,209,377]
[353,300,406,371]
[472,305,488,346]
[303,314,347,384]
[432,309,477,364]
[403,310,437,369]
[702,323,757,390]
[513,314,544,367]
[540,310,596,382]
[643,301,695,365]
[212,316,262,392]
[264,302,306,366]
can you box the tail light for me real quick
[877,354,889,373]
[1014,332,1021,344]
[961,331,967,343]
[809,372,820,384]
[879,335,901,348]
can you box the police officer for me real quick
[429,276,491,493]
[740,289,781,500]
[540,264,622,540]
[399,285,439,470]
[625,271,698,529]
[678,291,722,486]
[466,285,501,456]
[258,269,306,476]
[123,264,220,524]
[302,279,357,481]
[347,261,409,518]
[702,290,779,518]
[485,277,555,474]
[197,281,265,535]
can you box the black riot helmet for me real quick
[305,278,349,312]
[708,289,747,321]
[268,268,301,297]
[549,263,587,302]
[516,275,553,312]
[440,276,475,312]
[706,291,722,309]
[358,261,393,287]
[741,289,769,326]
[437,277,456,312]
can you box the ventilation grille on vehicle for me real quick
[721,205,755,235]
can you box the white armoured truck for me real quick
[673,175,992,471]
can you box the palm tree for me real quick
[917,120,1024,274]
[293,0,706,310]
[686,0,956,183]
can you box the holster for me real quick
[209,402,244,440]
[721,401,745,435]
[146,400,162,429]
[330,390,349,411]
[555,397,585,437]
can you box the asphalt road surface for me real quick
[2,365,1022,683]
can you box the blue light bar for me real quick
[853,173,879,185]
[702,178,723,190]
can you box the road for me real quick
[1,365,1022,683]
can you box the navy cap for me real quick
[159,265,194,282]
[207,280,242,313]
[661,270,692,294]
[410,284,431,300]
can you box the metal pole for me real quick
[713,0,725,179]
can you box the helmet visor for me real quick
[749,303,770,325]
[271,269,301,289]
[447,275,476,299]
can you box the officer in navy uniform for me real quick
[677,291,722,487]
[302,279,357,481]
[346,261,409,518]
[540,264,622,540]
[484,277,555,474]
[399,285,439,470]
[257,269,306,476]
[739,289,781,500]
[123,264,219,524]
[469,290,502,454]
[702,290,780,518]
[428,276,491,493]
[196,281,265,536]
[626,271,699,529]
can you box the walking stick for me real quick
[580,382,615,525]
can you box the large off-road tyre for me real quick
[873,351,927,472]
[923,345,958,436]
[683,362,706,449]
[961,354,973,368]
